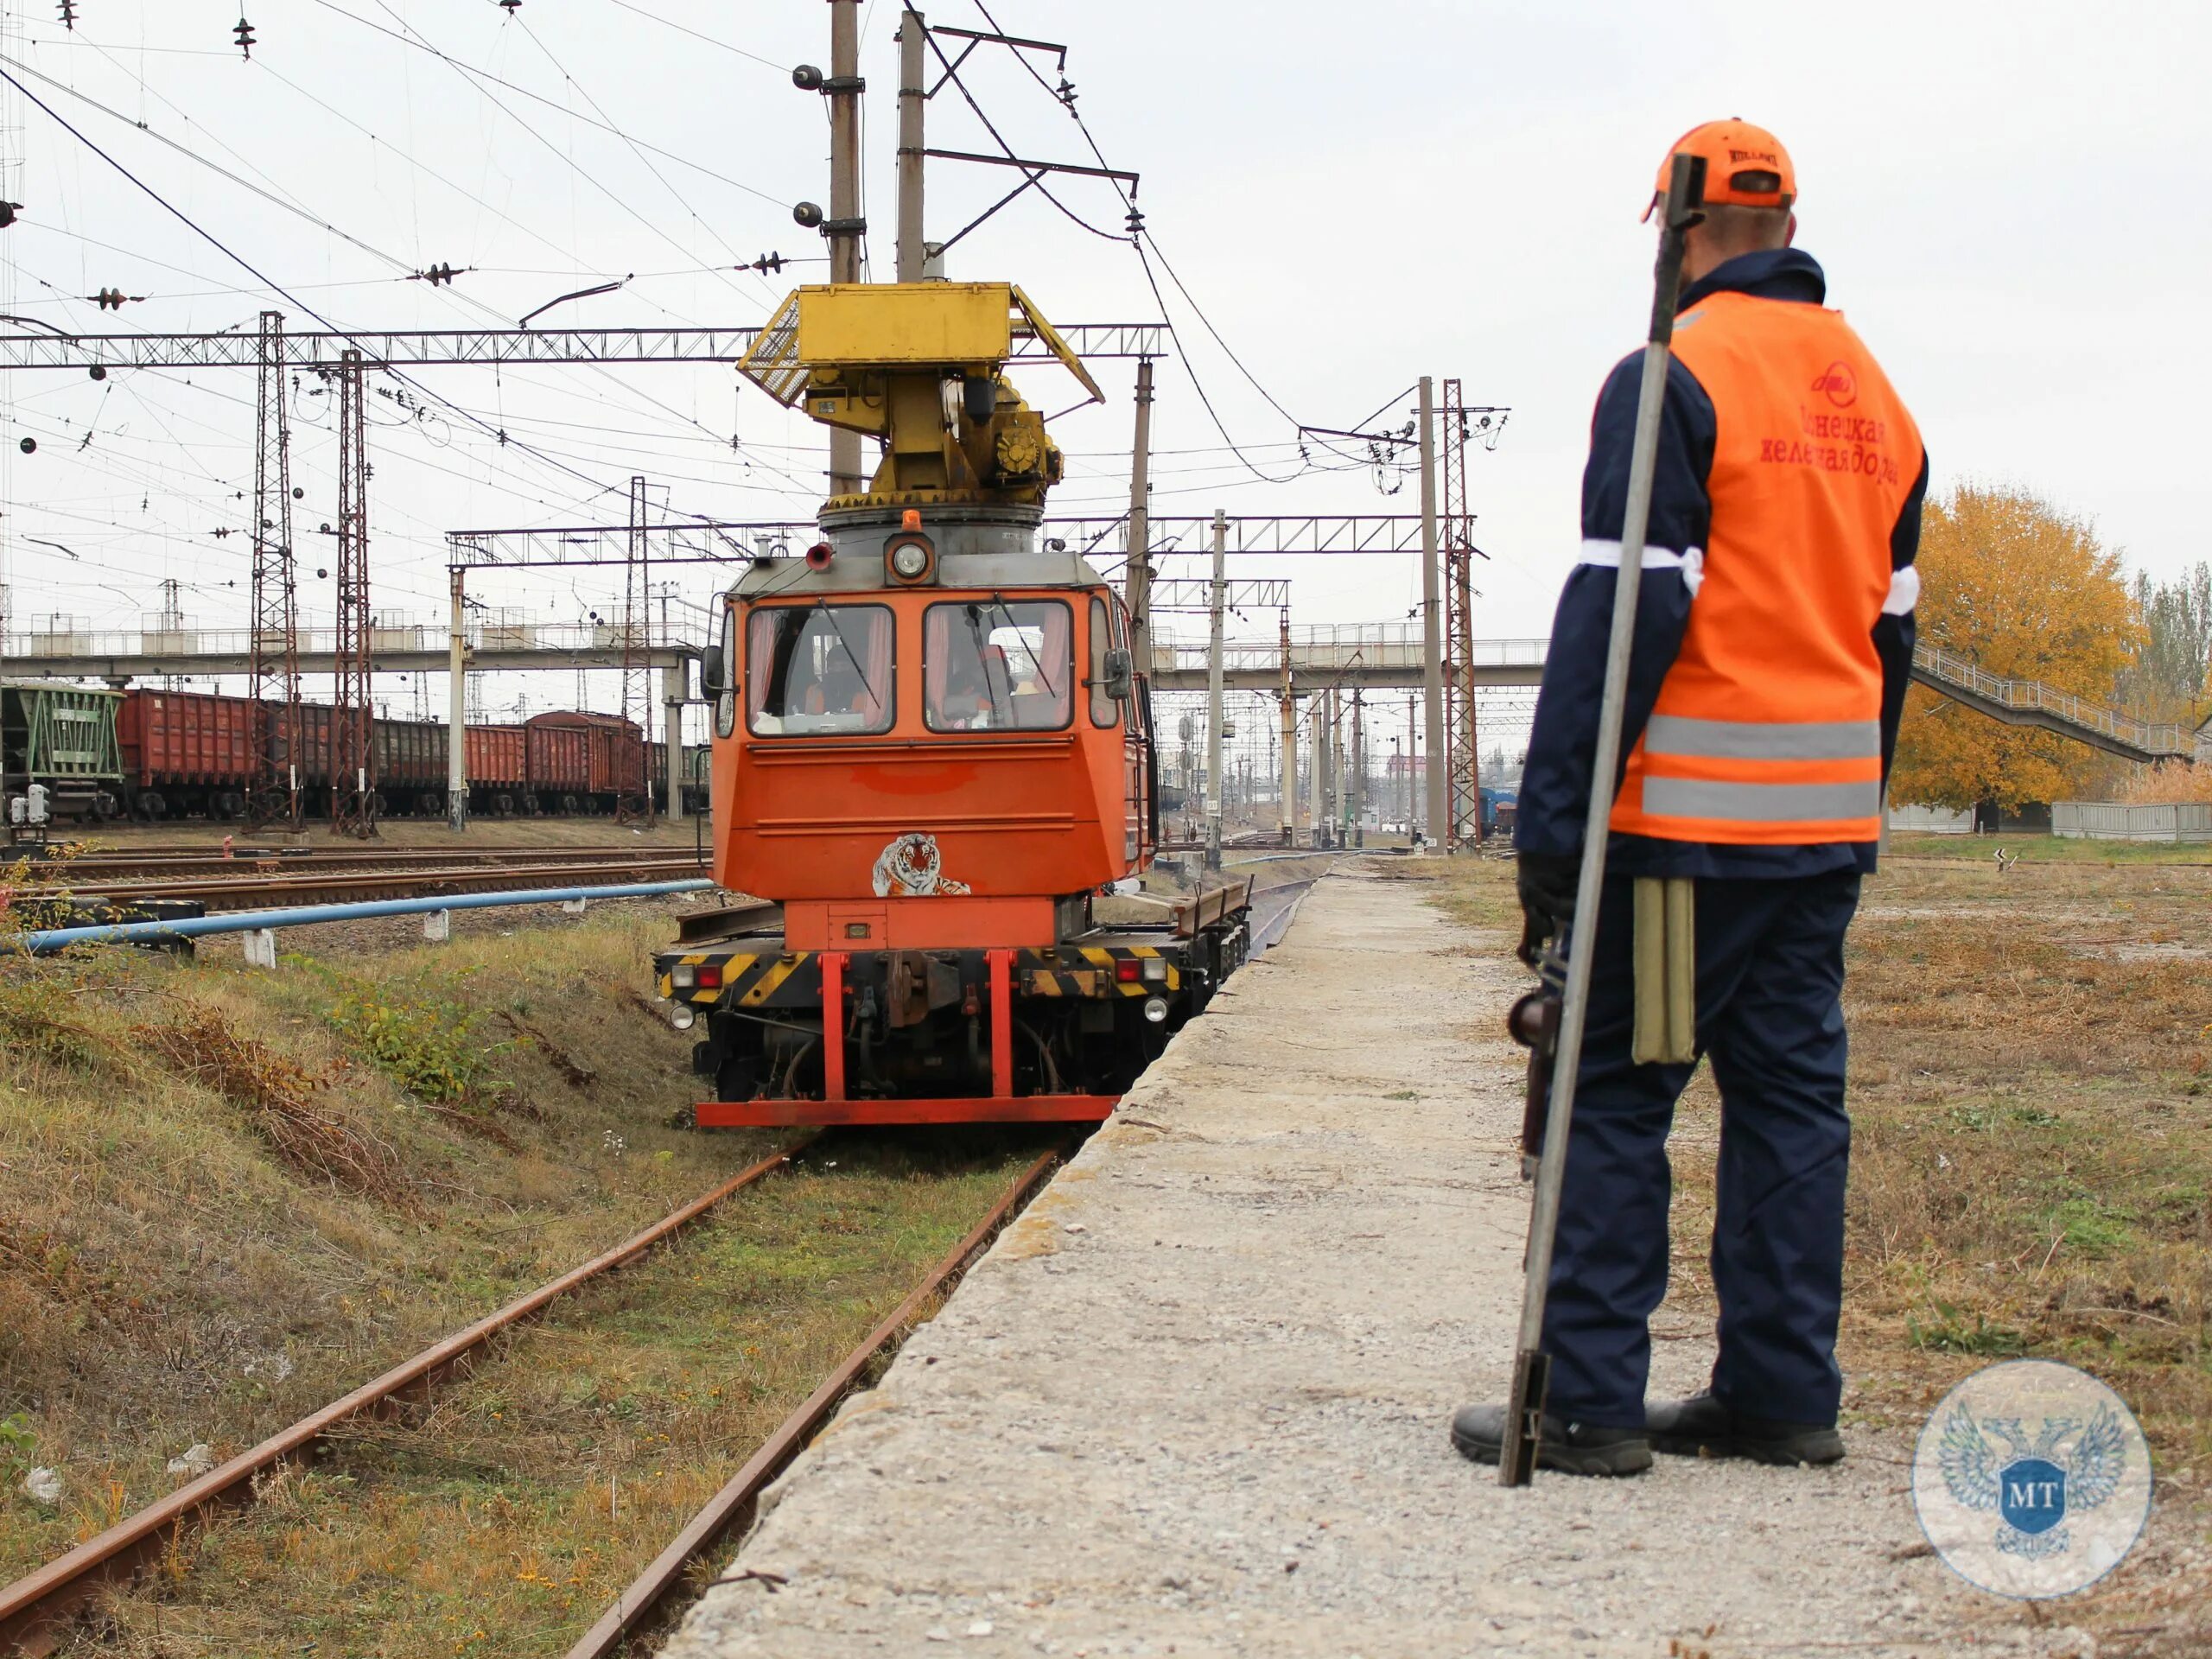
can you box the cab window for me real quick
[715,603,738,738]
[746,604,894,736]
[924,599,1071,732]
[1088,595,1120,728]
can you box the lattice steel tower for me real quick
[1440,378,1479,847]
[246,310,303,829]
[329,350,376,837]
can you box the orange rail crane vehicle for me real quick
[656,283,1250,1126]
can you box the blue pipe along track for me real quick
[8,878,716,957]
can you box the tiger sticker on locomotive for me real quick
[870,832,972,898]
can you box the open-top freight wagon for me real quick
[1,685,653,824]
[2,683,125,823]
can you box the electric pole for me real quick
[895,10,927,283]
[1277,608,1295,846]
[247,308,302,831]
[1124,358,1154,672]
[447,567,468,831]
[1352,689,1365,848]
[1204,508,1227,871]
[1418,375,1446,854]
[826,0,864,496]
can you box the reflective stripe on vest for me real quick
[1610,291,1923,847]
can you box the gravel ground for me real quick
[664,864,2112,1659]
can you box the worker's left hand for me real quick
[1515,852,1580,968]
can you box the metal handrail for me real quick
[1912,642,2209,762]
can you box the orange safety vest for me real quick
[1609,291,1924,845]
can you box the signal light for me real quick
[695,964,723,989]
[1115,959,1142,983]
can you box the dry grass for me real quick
[136,1007,412,1205]
[0,907,785,1592]
[2,893,1046,1657]
[66,1139,1034,1659]
[1414,849,2212,1653]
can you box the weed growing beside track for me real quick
[1408,848,2212,1652]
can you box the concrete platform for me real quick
[666,865,2075,1659]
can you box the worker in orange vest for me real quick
[1454,120,1927,1476]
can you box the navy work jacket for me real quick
[1515,248,1929,879]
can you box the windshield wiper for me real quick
[812,599,880,713]
[985,595,1060,699]
[963,606,1013,720]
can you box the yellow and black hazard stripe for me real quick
[1016,944,1180,999]
[658,948,814,1007]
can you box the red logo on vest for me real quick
[1812,360,1859,408]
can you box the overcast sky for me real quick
[0,0,2202,740]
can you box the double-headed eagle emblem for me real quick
[1938,1401,2127,1559]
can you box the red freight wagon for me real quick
[524,714,591,811]
[117,689,258,819]
[467,722,527,815]
[525,711,645,810]
[467,723,526,785]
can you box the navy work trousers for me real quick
[1539,868,1862,1428]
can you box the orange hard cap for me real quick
[1643,118,1795,220]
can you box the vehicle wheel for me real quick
[213,791,244,820]
[135,791,164,822]
[561,792,580,815]
[422,791,443,818]
[495,792,514,817]
[89,791,119,823]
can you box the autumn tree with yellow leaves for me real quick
[1890,485,2143,812]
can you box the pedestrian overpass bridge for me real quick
[2,620,2200,766]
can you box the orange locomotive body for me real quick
[653,281,1249,1126]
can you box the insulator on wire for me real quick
[89,288,141,310]
[0,202,19,230]
[747,251,785,274]
[57,0,77,29]
[233,15,255,59]
[414,262,462,286]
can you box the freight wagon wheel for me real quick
[421,791,443,818]
[89,791,119,823]
[561,791,580,815]
[212,790,244,821]
[495,792,514,817]
[134,791,165,822]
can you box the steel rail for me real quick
[0,1140,812,1656]
[18,856,710,911]
[563,1147,1064,1659]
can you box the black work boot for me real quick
[1450,1403,1652,1478]
[1645,1391,1844,1465]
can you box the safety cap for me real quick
[1643,118,1795,221]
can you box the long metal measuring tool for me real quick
[1499,150,1707,1487]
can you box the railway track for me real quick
[12,855,710,912]
[0,1140,807,1655]
[0,1141,1059,1656]
[8,842,702,882]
